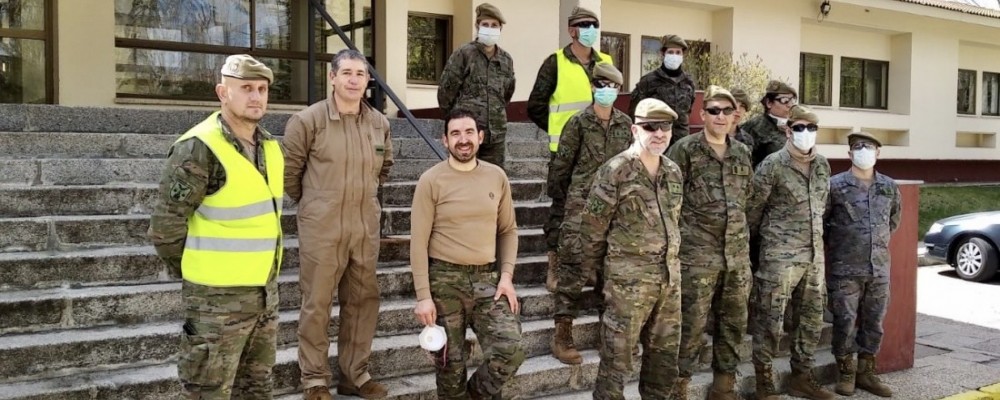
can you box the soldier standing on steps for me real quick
[436,3,515,170]
[628,34,696,149]
[283,49,394,400]
[410,108,524,400]
[585,98,684,400]
[148,54,283,399]
[547,62,632,366]
[825,132,900,398]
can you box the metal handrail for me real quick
[308,0,446,160]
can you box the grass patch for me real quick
[919,185,1000,236]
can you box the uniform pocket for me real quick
[178,323,223,387]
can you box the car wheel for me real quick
[954,237,1000,282]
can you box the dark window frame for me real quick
[599,31,630,90]
[983,71,1000,117]
[799,52,832,106]
[0,0,56,103]
[839,56,889,110]
[405,11,452,85]
[957,69,977,115]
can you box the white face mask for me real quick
[770,114,788,128]
[792,129,817,151]
[663,54,683,70]
[852,147,877,170]
[418,325,447,351]
[477,26,501,47]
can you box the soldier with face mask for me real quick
[825,132,900,398]
[628,34,696,148]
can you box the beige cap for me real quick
[764,79,797,96]
[592,62,624,86]
[787,105,819,125]
[476,3,506,24]
[660,34,688,50]
[848,131,882,147]
[730,87,752,110]
[220,54,274,83]
[703,85,737,108]
[634,98,678,122]
[568,6,599,24]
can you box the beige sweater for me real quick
[409,160,519,301]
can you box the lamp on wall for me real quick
[820,1,832,16]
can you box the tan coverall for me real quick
[283,98,394,390]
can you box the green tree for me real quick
[687,49,781,119]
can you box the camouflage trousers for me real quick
[594,271,682,400]
[554,210,604,319]
[751,261,826,374]
[429,259,525,400]
[179,280,279,400]
[544,152,565,253]
[828,276,889,356]
[677,265,751,377]
[477,137,507,171]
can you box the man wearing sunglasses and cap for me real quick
[527,6,612,288]
[546,62,632,365]
[666,86,753,400]
[746,105,835,400]
[744,80,798,168]
[583,98,684,400]
[629,34,696,148]
[824,132,900,398]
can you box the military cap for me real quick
[476,3,506,25]
[634,98,678,122]
[220,54,273,83]
[703,85,737,108]
[660,34,688,50]
[568,6,599,24]
[592,62,624,86]
[764,79,797,96]
[787,104,819,125]
[730,87,752,110]
[848,131,882,147]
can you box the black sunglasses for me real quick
[570,20,599,29]
[790,123,819,132]
[851,142,877,150]
[639,121,672,132]
[592,80,621,89]
[704,107,736,116]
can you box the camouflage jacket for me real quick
[581,149,684,283]
[746,146,831,266]
[526,45,603,132]
[732,126,755,151]
[547,106,633,205]
[824,170,902,278]
[628,66,696,143]
[437,41,516,143]
[667,133,753,272]
[743,114,786,168]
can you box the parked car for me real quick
[923,211,1000,282]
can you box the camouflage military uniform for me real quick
[149,115,280,399]
[825,171,901,357]
[743,114,786,168]
[665,133,753,378]
[628,67,696,147]
[550,106,633,319]
[582,150,684,400]
[732,125,755,151]
[438,41,516,169]
[746,145,830,375]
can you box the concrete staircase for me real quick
[0,105,836,399]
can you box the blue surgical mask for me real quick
[577,27,599,47]
[593,87,618,107]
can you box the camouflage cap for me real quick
[220,54,273,83]
[568,6,599,24]
[764,79,797,96]
[848,131,882,147]
[634,98,678,122]
[730,87,752,110]
[660,34,688,50]
[592,62,623,86]
[787,105,819,125]
[476,2,506,24]
[703,85,737,108]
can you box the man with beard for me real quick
[628,34,696,148]
[283,49,394,400]
[410,108,524,400]
[149,54,282,399]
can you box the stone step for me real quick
[0,202,550,252]
[0,229,546,291]
[0,158,548,186]
[0,179,548,217]
[0,287,586,382]
[0,256,548,335]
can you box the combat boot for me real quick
[835,354,857,396]
[708,371,738,400]
[787,370,836,400]
[546,251,558,292]
[673,376,691,400]
[551,316,582,364]
[857,354,892,397]
[303,385,333,400]
[754,364,780,400]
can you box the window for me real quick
[599,31,629,90]
[639,36,661,77]
[0,0,54,104]
[407,12,451,84]
[957,69,977,115]
[840,57,888,109]
[799,53,832,106]
[983,72,999,116]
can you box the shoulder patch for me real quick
[169,180,194,202]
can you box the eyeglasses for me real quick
[592,80,621,89]
[570,20,599,29]
[851,142,877,150]
[639,121,672,132]
[775,96,797,105]
[790,123,818,132]
[704,107,736,116]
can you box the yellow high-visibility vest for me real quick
[548,49,611,152]
[178,112,284,287]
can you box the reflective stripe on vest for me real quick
[547,49,611,152]
[178,112,284,287]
